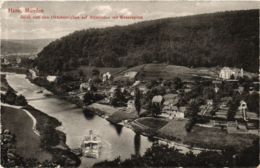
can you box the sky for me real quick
[1,1,259,40]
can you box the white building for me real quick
[102,72,112,82]
[79,82,91,92]
[219,67,235,80]
[219,67,244,80]
[29,69,38,80]
[152,95,164,105]
[46,75,57,83]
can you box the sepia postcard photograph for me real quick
[0,0,259,167]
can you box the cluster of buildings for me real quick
[76,67,257,123]
[219,67,244,80]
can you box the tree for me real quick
[185,118,196,132]
[174,77,183,90]
[111,87,126,107]
[185,100,200,132]
[235,139,259,166]
[4,89,16,104]
[141,51,153,63]
[227,100,239,121]
[134,88,141,116]
[79,70,84,80]
[203,87,215,100]
[92,68,100,76]
[211,93,221,116]
[40,121,59,149]
[102,52,120,67]
[83,91,94,105]
[186,100,200,118]
[150,103,161,117]
[15,95,27,106]
[246,92,259,114]
[69,57,79,69]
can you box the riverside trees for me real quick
[1,89,28,106]
[134,87,141,116]
[93,139,259,167]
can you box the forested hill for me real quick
[36,9,259,74]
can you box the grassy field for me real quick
[107,109,138,123]
[24,105,61,136]
[1,106,52,161]
[158,119,258,151]
[114,64,218,80]
[113,64,257,81]
[87,103,120,116]
[137,117,169,130]
[158,119,188,142]
[184,126,257,150]
[131,117,169,136]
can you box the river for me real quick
[6,73,152,167]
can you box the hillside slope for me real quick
[113,64,257,81]
[36,9,259,74]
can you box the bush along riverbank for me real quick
[1,74,81,167]
[28,76,84,107]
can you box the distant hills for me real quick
[1,39,54,56]
[36,9,259,74]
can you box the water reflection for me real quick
[83,109,95,120]
[109,122,123,136]
[134,133,141,156]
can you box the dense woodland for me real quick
[36,10,259,74]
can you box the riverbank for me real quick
[1,73,81,167]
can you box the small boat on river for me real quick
[81,130,102,158]
[36,90,43,93]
